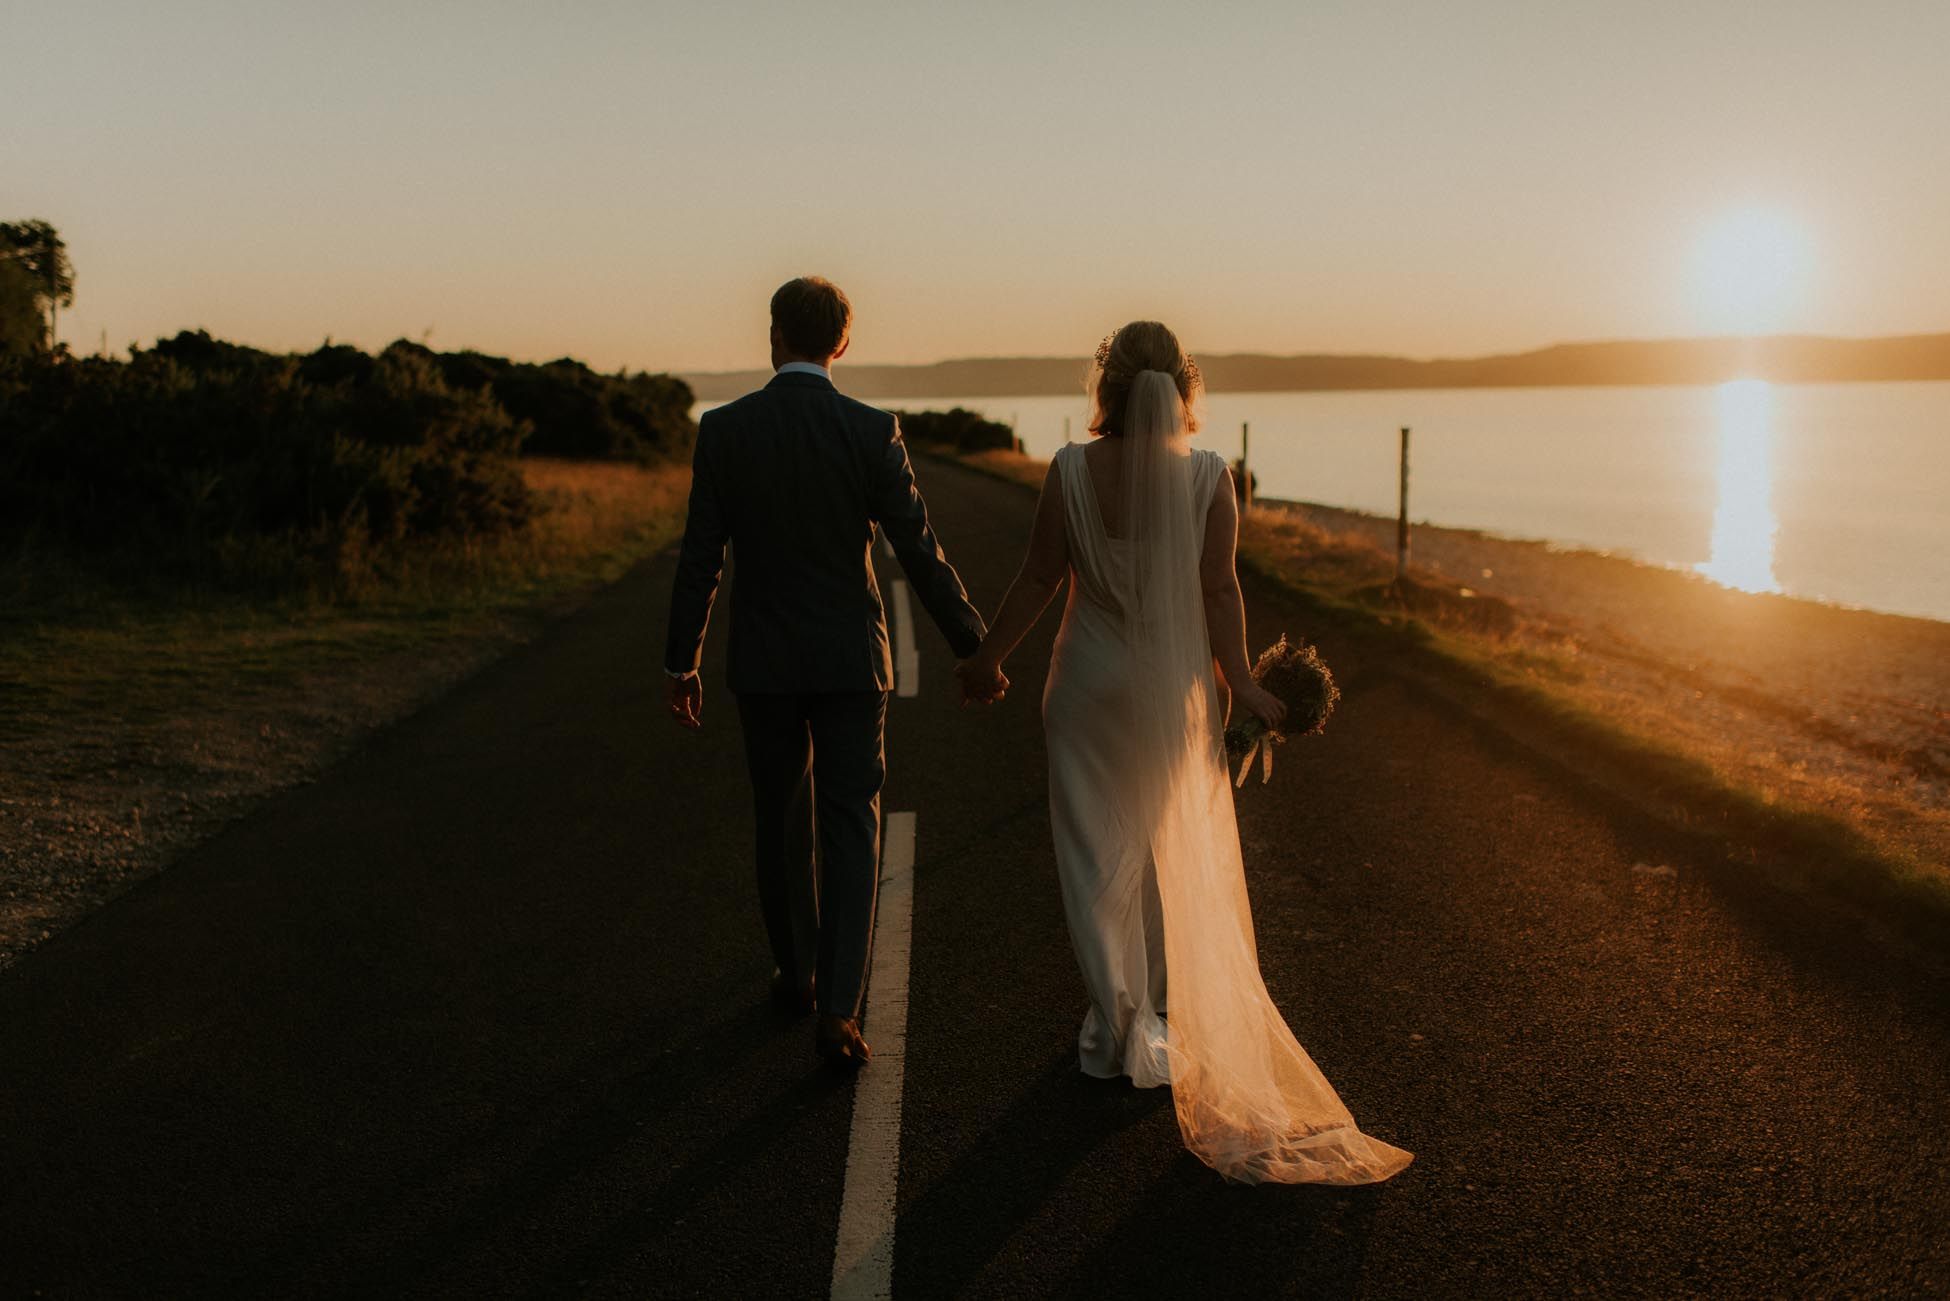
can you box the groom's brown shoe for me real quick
[770,969,815,1017]
[815,1013,871,1067]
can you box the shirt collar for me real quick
[775,361,832,379]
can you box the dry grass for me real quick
[952,447,1051,491]
[0,459,692,733]
[500,457,692,572]
[0,458,692,967]
[1237,507,1400,598]
[329,457,693,608]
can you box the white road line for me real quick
[889,581,919,699]
[830,810,917,1301]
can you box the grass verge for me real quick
[0,459,689,723]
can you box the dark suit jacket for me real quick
[663,370,987,694]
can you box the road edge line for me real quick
[830,809,917,1300]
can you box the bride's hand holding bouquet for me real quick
[1223,635,1340,787]
[1227,676,1287,735]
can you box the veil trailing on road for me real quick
[1120,368,1413,1185]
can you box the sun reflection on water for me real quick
[1696,379,1780,594]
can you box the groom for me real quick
[663,276,993,1065]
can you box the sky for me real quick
[7,0,1948,372]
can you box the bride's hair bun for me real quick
[1088,321,1202,437]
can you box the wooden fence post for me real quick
[1396,426,1411,581]
[1235,421,1253,509]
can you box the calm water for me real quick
[695,381,1948,622]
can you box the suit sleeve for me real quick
[870,415,988,659]
[663,416,729,675]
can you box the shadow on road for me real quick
[540,1059,854,1291]
[893,1051,1172,1295]
[1064,1160,1385,1296]
[249,993,828,1295]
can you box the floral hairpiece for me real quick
[1094,333,1203,391]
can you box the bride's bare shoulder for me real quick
[1080,436,1125,483]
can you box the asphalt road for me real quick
[3,458,1947,1298]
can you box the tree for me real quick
[0,219,76,350]
[0,260,41,357]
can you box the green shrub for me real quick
[893,406,1016,452]
[0,330,696,594]
[0,261,42,358]
[483,355,695,462]
[0,336,519,591]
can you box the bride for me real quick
[954,321,1412,1185]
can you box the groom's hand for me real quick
[667,673,703,729]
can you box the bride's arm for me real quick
[1201,472,1285,729]
[1200,473,1254,690]
[961,459,1069,691]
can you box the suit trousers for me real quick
[734,690,888,1022]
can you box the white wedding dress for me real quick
[1040,373,1413,1185]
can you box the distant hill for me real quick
[682,332,1950,402]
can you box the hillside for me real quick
[682,331,1950,401]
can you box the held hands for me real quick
[667,673,703,730]
[955,657,1009,708]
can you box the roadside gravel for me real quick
[0,615,538,968]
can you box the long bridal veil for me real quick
[1120,369,1412,1185]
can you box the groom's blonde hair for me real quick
[1088,320,1202,437]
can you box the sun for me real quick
[1690,207,1812,336]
